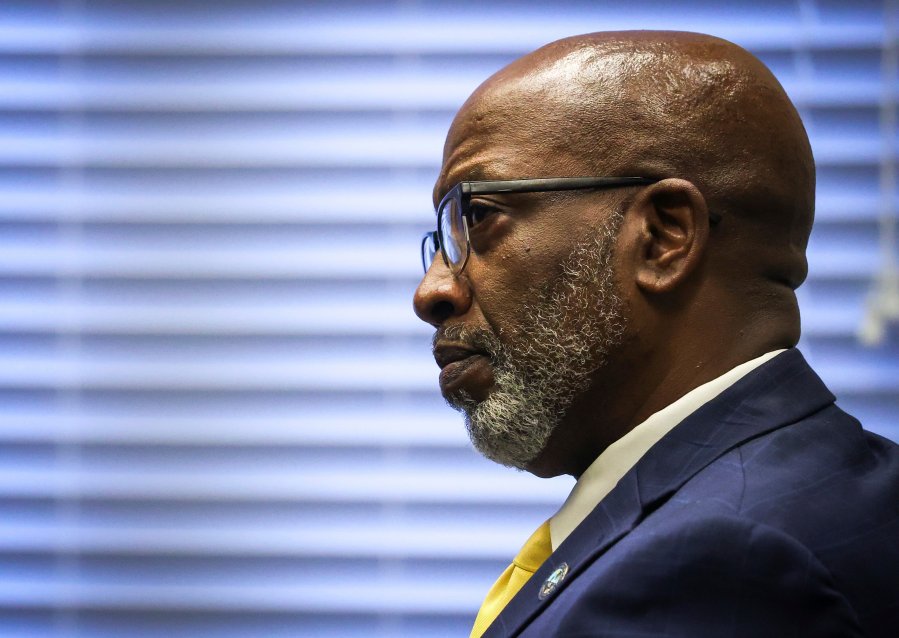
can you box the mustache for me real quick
[432,324,502,357]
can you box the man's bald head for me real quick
[420,31,816,475]
[441,31,815,291]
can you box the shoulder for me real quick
[538,405,899,637]
[605,405,899,636]
[541,512,864,638]
[728,405,899,634]
[721,401,899,553]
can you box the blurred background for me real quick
[0,0,895,636]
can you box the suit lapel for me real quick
[482,349,836,638]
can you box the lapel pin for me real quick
[538,562,569,600]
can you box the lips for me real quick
[433,343,493,397]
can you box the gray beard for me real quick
[441,213,627,470]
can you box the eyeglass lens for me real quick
[439,195,467,271]
[421,233,438,272]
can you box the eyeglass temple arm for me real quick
[465,178,722,225]
[466,177,657,194]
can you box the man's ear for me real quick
[628,178,710,294]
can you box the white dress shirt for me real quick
[549,349,786,550]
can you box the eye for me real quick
[467,203,499,228]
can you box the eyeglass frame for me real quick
[421,176,669,275]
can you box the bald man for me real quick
[413,31,899,638]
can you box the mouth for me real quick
[433,343,493,398]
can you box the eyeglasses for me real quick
[420,176,658,275]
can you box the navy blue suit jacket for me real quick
[484,349,899,637]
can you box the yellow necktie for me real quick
[470,520,553,638]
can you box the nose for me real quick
[412,260,473,327]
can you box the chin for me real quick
[522,458,564,479]
[464,412,557,472]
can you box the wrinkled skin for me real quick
[413,31,815,478]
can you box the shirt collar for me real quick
[549,349,787,550]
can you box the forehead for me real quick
[433,107,532,203]
[432,77,596,206]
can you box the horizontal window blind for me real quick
[0,0,895,636]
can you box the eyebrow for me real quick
[460,166,494,181]
[433,167,508,206]
[436,162,504,192]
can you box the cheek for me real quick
[470,252,558,339]
[465,248,535,337]
[503,220,563,267]
[469,211,601,332]
[472,269,530,335]
[504,233,577,293]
